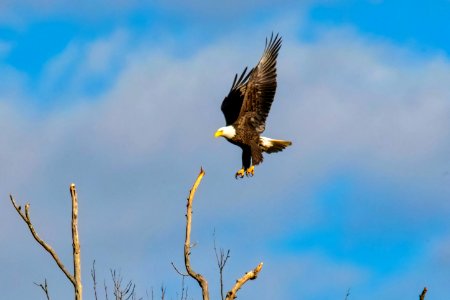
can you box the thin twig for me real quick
[171,262,190,300]
[213,231,230,300]
[91,260,98,300]
[110,269,138,300]
[171,262,189,277]
[184,168,209,300]
[225,262,263,300]
[420,287,428,300]
[9,195,75,285]
[180,276,188,300]
[104,280,109,300]
[344,288,351,300]
[34,279,51,300]
[160,285,166,300]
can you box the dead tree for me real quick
[183,168,263,300]
[10,183,83,300]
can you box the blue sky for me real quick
[1,1,450,299]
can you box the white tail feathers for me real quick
[259,137,292,154]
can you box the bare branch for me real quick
[104,280,109,300]
[184,168,209,300]
[110,269,138,300]
[10,184,83,300]
[171,262,190,300]
[70,183,83,300]
[225,262,263,300]
[180,276,188,300]
[420,287,428,300]
[91,260,98,300]
[213,232,230,300]
[9,195,75,285]
[160,285,166,300]
[344,288,351,300]
[34,279,51,300]
[171,262,189,277]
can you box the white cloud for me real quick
[278,28,450,181]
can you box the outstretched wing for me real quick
[220,67,252,125]
[238,33,282,133]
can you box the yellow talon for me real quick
[246,166,255,177]
[235,168,245,179]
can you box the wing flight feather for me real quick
[220,67,252,125]
[238,33,282,132]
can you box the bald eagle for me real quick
[214,33,292,178]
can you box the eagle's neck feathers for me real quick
[217,125,236,139]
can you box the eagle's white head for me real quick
[214,126,236,139]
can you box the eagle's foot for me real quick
[235,168,245,179]
[245,166,255,177]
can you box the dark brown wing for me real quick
[220,67,252,125]
[238,33,282,133]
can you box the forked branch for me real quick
[34,279,51,300]
[213,234,230,300]
[10,183,83,300]
[183,168,263,300]
[9,195,75,284]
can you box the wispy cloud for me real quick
[0,40,11,56]
[40,29,130,98]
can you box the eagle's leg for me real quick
[237,145,252,179]
[235,168,245,179]
[245,165,255,177]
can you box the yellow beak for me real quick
[214,130,223,138]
